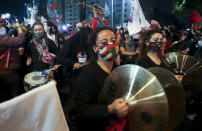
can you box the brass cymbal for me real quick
[182,66,202,98]
[148,67,186,131]
[164,52,198,74]
[98,64,168,131]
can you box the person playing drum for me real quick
[25,22,60,75]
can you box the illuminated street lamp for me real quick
[1,13,11,19]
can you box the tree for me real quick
[172,0,202,17]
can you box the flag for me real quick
[48,0,58,9]
[82,15,93,24]
[128,0,150,35]
[47,0,61,24]
[105,2,111,15]
[41,16,48,23]
[189,11,202,30]
[23,17,31,26]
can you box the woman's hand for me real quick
[51,64,61,71]
[26,57,32,66]
[175,75,184,83]
[108,98,130,118]
[73,63,83,70]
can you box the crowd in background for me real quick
[0,8,202,131]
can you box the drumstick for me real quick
[183,60,201,75]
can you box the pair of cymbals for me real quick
[182,66,202,98]
[164,52,199,74]
[98,65,186,131]
[148,67,186,131]
[98,65,168,131]
[165,52,202,98]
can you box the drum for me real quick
[24,71,49,91]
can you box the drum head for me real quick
[24,72,48,91]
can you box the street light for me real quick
[28,7,32,11]
[1,13,11,19]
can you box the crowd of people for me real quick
[0,5,202,131]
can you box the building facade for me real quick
[56,0,132,26]
[106,0,131,26]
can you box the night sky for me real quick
[0,0,27,21]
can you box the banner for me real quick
[0,81,69,131]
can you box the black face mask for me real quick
[148,42,164,53]
[34,32,44,41]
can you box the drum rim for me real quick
[24,71,49,85]
[24,71,49,91]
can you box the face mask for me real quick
[96,42,118,61]
[197,41,202,47]
[148,42,163,53]
[34,32,44,41]
[0,27,6,35]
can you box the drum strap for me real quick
[0,49,10,68]
[34,40,55,65]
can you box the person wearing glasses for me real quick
[26,22,59,72]
[68,27,130,131]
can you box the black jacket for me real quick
[26,38,58,71]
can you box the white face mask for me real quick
[198,41,202,47]
[0,27,6,35]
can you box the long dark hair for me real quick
[138,29,162,58]
[32,22,48,42]
[32,22,45,33]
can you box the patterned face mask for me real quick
[96,42,119,61]
[148,42,164,53]
[34,32,45,41]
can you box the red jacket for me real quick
[0,34,25,73]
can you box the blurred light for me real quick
[66,24,71,27]
[33,5,37,9]
[5,13,10,18]
[1,14,6,19]
[62,25,67,30]
[1,13,11,19]
[28,7,32,11]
